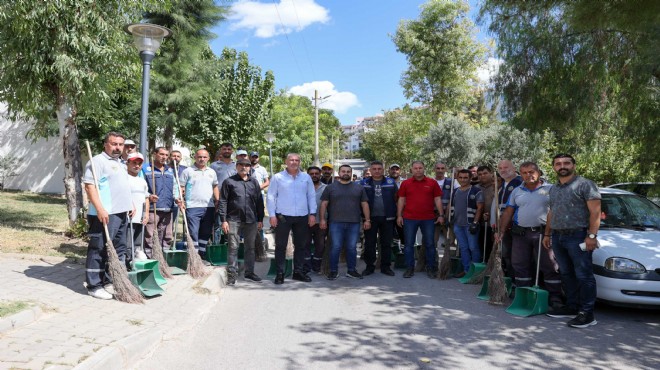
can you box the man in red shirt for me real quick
[397,161,444,278]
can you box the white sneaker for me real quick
[103,284,115,295]
[135,249,148,260]
[88,287,113,300]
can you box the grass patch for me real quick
[0,300,30,318]
[0,191,87,258]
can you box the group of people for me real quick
[84,131,601,329]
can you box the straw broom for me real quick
[438,168,456,280]
[173,161,209,279]
[85,141,144,304]
[467,221,489,284]
[149,156,173,279]
[488,171,509,305]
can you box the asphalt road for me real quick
[137,255,659,370]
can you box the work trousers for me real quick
[85,213,128,290]
[453,224,481,272]
[144,210,173,258]
[227,221,258,276]
[364,217,394,271]
[501,230,515,279]
[305,223,326,272]
[186,207,215,256]
[274,215,309,274]
[126,222,144,269]
[511,230,563,304]
[552,230,597,314]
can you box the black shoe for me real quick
[403,269,414,278]
[244,272,262,282]
[292,271,312,282]
[381,268,395,276]
[327,271,338,280]
[546,305,579,318]
[362,266,375,276]
[567,312,597,328]
[346,270,363,279]
[274,273,284,285]
[227,274,236,285]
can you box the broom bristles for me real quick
[107,238,144,304]
[414,244,426,272]
[150,213,173,279]
[487,251,509,305]
[437,242,451,280]
[185,232,208,279]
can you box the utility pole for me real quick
[331,132,334,169]
[312,90,331,167]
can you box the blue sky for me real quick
[209,0,493,125]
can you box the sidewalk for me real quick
[0,253,225,370]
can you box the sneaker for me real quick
[292,271,312,282]
[327,271,339,280]
[88,287,113,300]
[103,284,115,295]
[546,305,579,318]
[362,266,375,276]
[403,269,414,278]
[244,272,262,282]
[381,268,395,276]
[346,270,363,279]
[135,249,148,261]
[567,312,597,328]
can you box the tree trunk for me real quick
[57,101,84,227]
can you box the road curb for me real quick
[0,305,42,334]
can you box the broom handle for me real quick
[84,141,113,244]
[172,161,192,238]
[483,221,487,263]
[535,233,542,287]
[494,171,501,247]
[150,155,158,244]
[127,214,135,269]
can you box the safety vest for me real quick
[450,185,482,224]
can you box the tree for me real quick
[392,0,487,115]
[0,155,20,191]
[0,0,167,225]
[480,0,660,183]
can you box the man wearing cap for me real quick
[321,163,334,184]
[219,158,265,285]
[388,164,404,186]
[126,152,150,265]
[142,147,180,258]
[83,132,134,300]
[250,151,270,191]
[211,142,236,189]
[179,149,219,259]
[121,139,138,164]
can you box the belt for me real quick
[520,225,545,232]
[552,228,587,235]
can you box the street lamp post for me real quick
[312,90,331,167]
[125,23,172,157]
[265,131,275,176]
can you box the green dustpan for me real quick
[128,269,164,297]
[505,236,549,316]
[458,262,486,283]
[206,244,229,266]
[134,259,167,286]
[164,249,188,274]
[477,275,513,300]
[266,258,293,278]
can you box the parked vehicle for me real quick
[606,182,660,206]
[593,188,660,308]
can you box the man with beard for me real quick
[497,162,562,307]
[397,161,444,278]
[468,165,480,186]
[361,161,397,276]
[219,158,264,285]
[268,153,317,284]
[211,143,236,189]
[496,160,523,279]
[321,162,334,185]
[179,149,219,259]
[388,163,404,186]
[305,166,327,273]
[82,132,134,300]
[543,154,601,328]
[320,165,370,280]
[477,165,496,261]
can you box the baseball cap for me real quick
[124,139,136,146]
[249,151,259,157]
[236,158,252,166]
[127,152,144,162]
[322,162,333,169]
[389,163,400,169]
[236,149,248,156]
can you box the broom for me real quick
[149,156,173,279]
[488,171,509,305]
[173,161,209,279]
[438,168,456,280]
[85,141,144,304]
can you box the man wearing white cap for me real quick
[121,139,137,164]
[126,152,150,264]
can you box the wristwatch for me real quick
[588,233,597,239]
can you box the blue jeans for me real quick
[329,222,360,272]
[453,225,481,272]
[552,230,596,314]
[403,219,436,270]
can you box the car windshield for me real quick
[601,194,660,229]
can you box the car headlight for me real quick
[604,257,647,273]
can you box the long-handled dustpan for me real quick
[505,235,549,316]
[458,222,487,283]
[164,206,188,274]
[132,222,167,286]
[128,221,164,297]
[206,223,229,266]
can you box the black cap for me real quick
[236,158,252,166]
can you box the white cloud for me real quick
[229,0,330,38]
[477,57,503,84]
[288,81,360,114]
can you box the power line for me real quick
[290,0,317,80]
[271,0,306,81]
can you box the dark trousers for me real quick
[144,210,173,258]
[364,217,394,271]
[512,230,562,303]
[274,215,309,274]
[478,223,494,263]
[305,223,326,272]
[126,222,144,269]
[227,221,258,275]
[501,230,515,279]
[86,213,128,290]
[552,230,597,314]
[186,207,215,255]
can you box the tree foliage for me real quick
[392,0,487,115]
